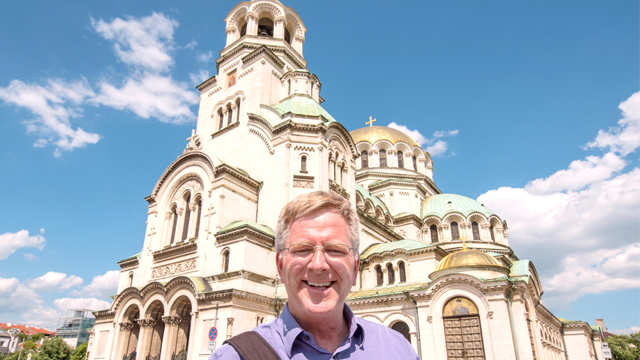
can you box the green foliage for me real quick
[70,342,87,360]
[0,352,19,360]
[30,334,46,342]
[34,337,73,360]
[607,332,640,360]
[23,340,37,351]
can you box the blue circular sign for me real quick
[209,327,217,341]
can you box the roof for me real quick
[271,94,336,123]
[349,126,419,147]
[355,184,390,215]
[217,220,275,237]
[347,282,428,300]
[435,248,503,271]
[361,239,436,258]
[0,323,54,336]
[118,252,141,263]
[421,193,495,219]
[510,260,531,277]
[368,178,419,188]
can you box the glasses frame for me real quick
[281,243,357,261]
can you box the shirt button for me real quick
[304,335,309,341]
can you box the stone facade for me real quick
[86,1,604,359]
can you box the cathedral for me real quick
[86,1,607,359]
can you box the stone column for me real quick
[187,202,198,240]
[274,17,286,39]
[217,194,225,230]
[162,211,172,247]
[185,311,198,360]
[226,318,235,339]
[225,27,236,46]
[135,319,155,359]
[317,146,323,190]
[246,12,257,36]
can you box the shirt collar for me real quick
[278,303,365,357]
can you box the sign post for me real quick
[207,327,218,351]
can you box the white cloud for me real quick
[185,39,198,50]
[195,51,213,63]
[24,253,39,261]
[91,12,178,72]
[0,79,100,157]
[91,73,198,124]
[28,272,83,292]
[586,92,640,156]
[0,230,46,260]
[72,270,119,298]
[477,91,640,310]
[189,70,211,86]
[39,228,45,234]
[388,122,459,157]
[609,326,640,335]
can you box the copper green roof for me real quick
[184,276,212,294]
[556,317,584,324]
[369,178,419,187]
[347,282,428,300]
[118,252,141,263]
[272,94,336,123]
[361,239,436,258]
[421,194,494,219]
[510,260,530,278]
[216,158,252,178]
[355,184,390,215]
[217,220,275,237]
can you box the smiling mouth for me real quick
[304,281,334,289]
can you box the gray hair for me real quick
[275,191,360,256]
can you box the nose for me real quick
[308,246,330,273]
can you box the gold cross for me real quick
[461,236,468,251]
[366,116,376,127]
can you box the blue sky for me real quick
[1,0,638,333]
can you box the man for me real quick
[451,299,470,316]
[128,347,137,360]
[211,191,419,359]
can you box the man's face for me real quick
[277,211,359,322]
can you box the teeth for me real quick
[307,282,331,287]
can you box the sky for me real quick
[0,0,638,334]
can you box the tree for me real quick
[23,340,37,351]
[34,337,73,360]
[607,332,640,360]
[31,333,46,342]
[70,342,87,360]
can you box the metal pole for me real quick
[214,303,219,330]
[404,291,422,360]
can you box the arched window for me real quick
[181,193,191,241]
[375,265,383,286]
[489,225,495,242]
[338,164,343,186]
[430,224,439,243]
[284,28,291,44]
[391,322,411,344]
[194,197,203,238]
[170,205,178,244]
[301,155,307,172]
[235,99,241,123]
[397,151,404,168]
[218,109,224,130]
[257,18,274,37]
[288,80,291,95]
[398,262,406,283]
[222,249,230,273]
[472,222,480,240]
[128,272,133,287]
[361,150,369,168]
[387,263,395,284]
[240,23,247,37]
[379,149,387,167]
[412,155,417,170]
[451,222,460,240]
[227,105,234,126]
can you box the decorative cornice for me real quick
[215,227,275,250]
[117,257,139,269]
[241,45,285,69]
[196,75,218,92]
[361,245,448,264]
[356,171,441,195]
[93,310,115,320]
[152,242,198,262]
[357,208,403,241]
[214,163,262,190]
[151,258,198,279]
[329,180,349,200]
[150,151,215,199]
[211,120,240,139]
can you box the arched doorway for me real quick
[168,296,192,360]
[119,305,140,360]
[141,300,165,360]
[391,321,411,344]
[442,297,486,359]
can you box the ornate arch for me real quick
[151,151,216,199]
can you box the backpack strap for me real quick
[223,331,282,360]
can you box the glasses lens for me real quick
[288,244,315,257]
[323,243,350,259]
[286,243,351,260]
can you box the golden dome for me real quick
[350,126,419,147]
[435,248,503,271]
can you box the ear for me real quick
[276,251,284,280]
[351,257,360,286]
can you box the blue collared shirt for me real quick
[209,303,419,360]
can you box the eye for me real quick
[325,244,349,255]
[290,244,314,255]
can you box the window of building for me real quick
[398,261,406,283]
[430,224,439,243]
[170,205,178,244]
[194,197,202,238]
[376,265,383,286]
[128,273,133,287]
[472,222,480,240]
[361,150,368,168]
[218,109,224,130]
[284,28,291,44]
[288,80,291,95]
[301,155,307,172]
[257,18,274,37]
[387,263,395,284]
[379,149,387,167]
[489,225,495,242]
[412,155,417,170]
[181,193,191,241]
[227,105,234,126]
[391,322,411,344]
[397,151,404,168]
[222,249,230,273]
[451,222,460,240]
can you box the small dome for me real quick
[350,126,419,147]
[421,194,494,219]
[435,248,502,271]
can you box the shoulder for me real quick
[209,321,282,360]
[208,343,241,360]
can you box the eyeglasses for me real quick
[282,243,355,261]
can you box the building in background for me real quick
[0,323,54,353]
[55,309,96,349]
[0,328,10,354]
[86,1,608,359]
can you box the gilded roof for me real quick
[421,193,494,219]
[350,126,419,147]
[435,248,502,271]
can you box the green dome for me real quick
[421,194,494,219]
